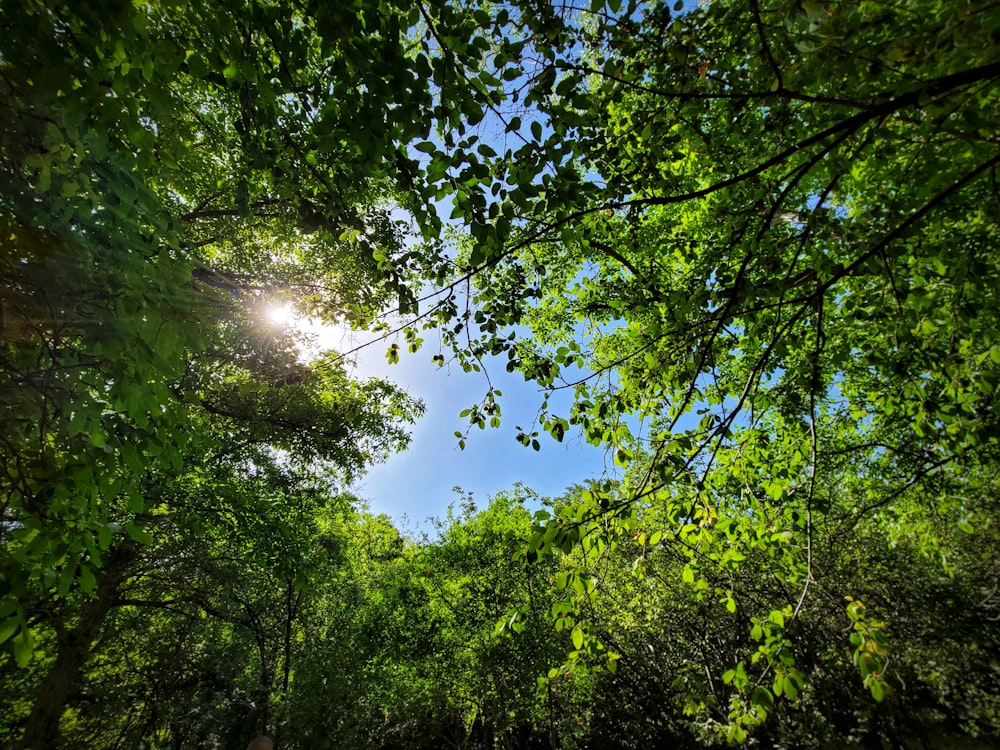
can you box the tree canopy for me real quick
[2,0,999,747]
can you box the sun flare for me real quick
[261,301,358,363]
[266,303,294,326]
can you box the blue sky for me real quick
[334,327,615,530]
[289,158,615,526]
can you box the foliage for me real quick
[0,0,436,745]
[390,0,1000,737]
[3,0,1000,747]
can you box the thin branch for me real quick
[551,61,867,108]
[749,0,782,91]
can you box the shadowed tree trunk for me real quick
[18,542,137,750]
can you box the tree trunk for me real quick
[547,681,558,750]
[18,543,136,750]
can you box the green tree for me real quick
[2,367,417,750]
[512,459,1000,747]
[5,0,1000,745]
[0,1,475,744]
[286,489,567,750]
[393,0,1000,738]
[0,0,505,666]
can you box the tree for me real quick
[5,0,1000,745]
[395,0,1000,737]
[433,0,1000,503]
[0,0,501,669]
[286,489,567,750]
[0,0,466,744]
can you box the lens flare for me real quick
[266,303,294,326]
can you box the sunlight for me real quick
[299,315,356,358]
[262,300,361,365]
[266,303,295,326]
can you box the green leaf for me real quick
[862,654,879,680]
[751,687,774,714]
[187,51,209,77]
[125,523,154,545]
[571,625,584,650]
[57,562,76,598]
[0,617,19,646]
[121,442,144,475]
[14,627,34,667]
[783,675,799,700]
[869,678,885,702]
[156,321,179,358]
[127,488,145,514]
[79,563,97,593]
[66,409,89,437]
